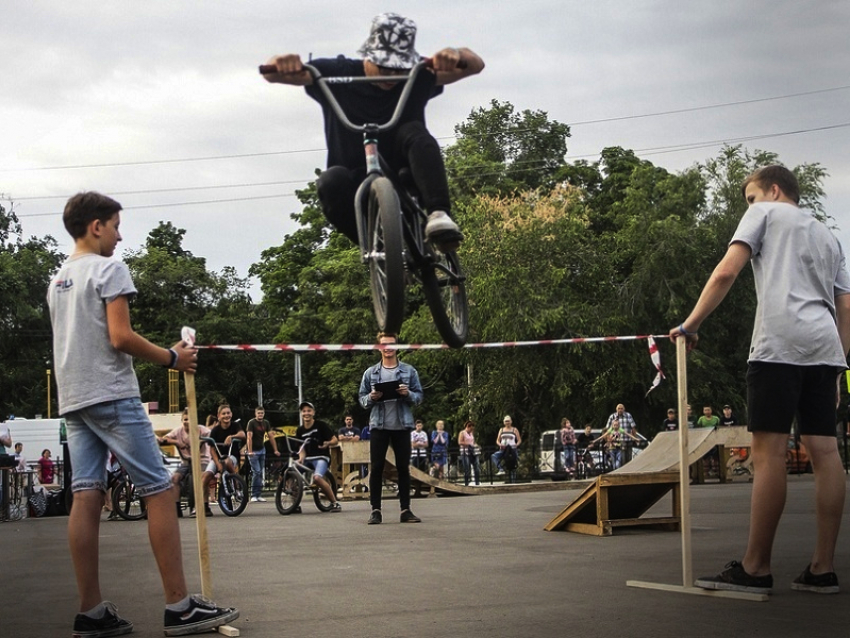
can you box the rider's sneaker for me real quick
[425,211,463,252]
[330,502,342,513]
[72,601,133,638]
[163,595,239,636]
[204,506,214,517]
[791,564,839,594]
[694,560,772,595]
[188,508,196,518]
[368,509,382,525]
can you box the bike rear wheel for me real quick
[313,471,339,512]
[275,467,304,515]
[218,471,248,516]
[367,177,405,333]
[421,249,469,348]
[112,480,147,521]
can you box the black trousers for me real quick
[369,428,412,512]
[316,121,452,244]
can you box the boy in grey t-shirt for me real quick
[47,192,238,636]
[670,166,850,595]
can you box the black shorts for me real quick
[746,361,840,437]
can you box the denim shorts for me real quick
[65,397,172,497]
[303,458,329,478]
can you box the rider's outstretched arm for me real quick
[433,47,485,86]
[261,53,313,85]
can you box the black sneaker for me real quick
[400,509,421,523]
[72,601,133,638]
[330,502,342,513]
[204,506,214,517]
[163,595,239,636]
[694,560,772,594]
[368,509,382,525]
[791,564,839,594]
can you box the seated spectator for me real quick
[158,409,213,517]
[491,415,521,475]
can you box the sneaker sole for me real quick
[791,582,839,594]
[164,608,239,636]
[72,624,134,638]
[694,578,771,595]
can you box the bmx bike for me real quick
[259,59,469,347]
[273,434,339,515]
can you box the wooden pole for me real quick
[626,335,767,602]
[675,335,693,587]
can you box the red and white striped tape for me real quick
[197,334,669,352]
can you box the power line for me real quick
[566,85,850,126]
[9,121,850,218]
[4,84,848,174]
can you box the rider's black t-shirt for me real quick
[296,420,335,461]
[304,56,443,170]
[209,423,245,461]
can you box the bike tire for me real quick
[112,480,147,521]
[217,472,248,517]
[275,468,304,515]
[367,177,405,333]
[313,471,339,512]
[421,249,469,348]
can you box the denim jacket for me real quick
[358,361,423,430]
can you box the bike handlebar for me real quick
[259,57,466,135]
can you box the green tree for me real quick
[124,222,279,418]
[445,99,571,201]
[0,202,64,419]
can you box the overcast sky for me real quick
[4,1,849,304]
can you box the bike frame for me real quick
[302,61,432,271]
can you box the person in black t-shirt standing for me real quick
[295,402,341,512]
[262,13,484,250]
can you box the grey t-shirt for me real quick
[47,254,141,414]
[731,202,850,367]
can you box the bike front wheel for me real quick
[218,472,248,517]
[421,249,469,348]
[112,480,147,521]
[275,467,304,515]
[367,177,405,333]
[313,471,339,512]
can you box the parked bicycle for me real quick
[258,59,469,347]
[274,435,339,515]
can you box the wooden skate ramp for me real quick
[545,427,752,535]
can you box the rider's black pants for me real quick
[316,121,452,244]
[368,428,412,512]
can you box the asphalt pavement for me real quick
[2,474,848,638]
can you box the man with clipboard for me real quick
[358,332,424,525]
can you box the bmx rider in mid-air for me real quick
[261,12,484,251]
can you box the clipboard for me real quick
[373,380,402,401]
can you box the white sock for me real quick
[82,602,106,619]
[166,595,192,612]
